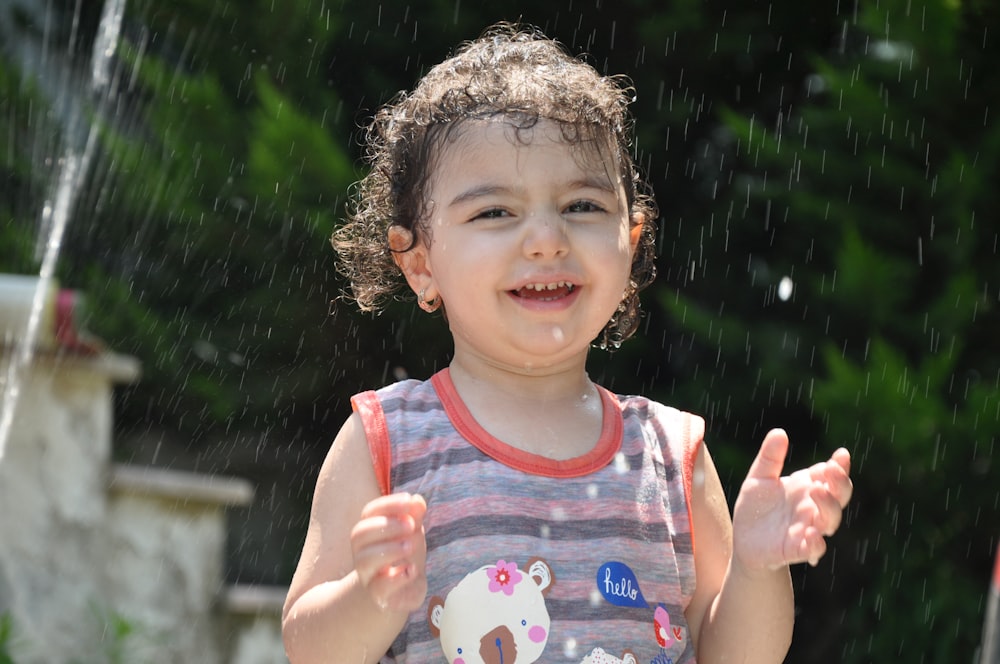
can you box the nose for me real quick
[479,625,517,664]
[521,211,569,259]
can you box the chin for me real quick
[516,336,593,366]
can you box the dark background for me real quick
[2,0,998,661]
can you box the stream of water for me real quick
[0,0,127,459]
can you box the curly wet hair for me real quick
[333,22,658,349]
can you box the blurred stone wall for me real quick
[0,344,285,663]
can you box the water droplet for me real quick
[778,275,794,301]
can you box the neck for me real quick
[448,351,595,405]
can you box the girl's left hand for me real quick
[732,429,853,572]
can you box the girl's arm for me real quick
[282,413,428,664]
[684,429,852,664]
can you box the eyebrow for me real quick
[447,176,618,208]
[448,184,513,208]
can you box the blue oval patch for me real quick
[597,561,648,608]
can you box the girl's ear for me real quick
[628,212,646,253]
[388,225,436,300]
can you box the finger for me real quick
[814,459,854,509]
[809,486,845,536]
[351,512,418,549]
[746,428,789,481]
[829,471,854,510]
[365,562,424,612]
[350,516,421,584]
[361,492,422,520]
[832,447,851,472]
[787,522,827,567]
[804,528,827,567]
[805,459,852,504]
[408,493,428,518]
[352,532,414,575]
[407,494,428,530]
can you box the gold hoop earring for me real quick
[418,288,441,313]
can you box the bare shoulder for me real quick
[284,413,381,614]
[313,412,380,512]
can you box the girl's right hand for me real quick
[350,492,428,613]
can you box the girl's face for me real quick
[394,118,640,373]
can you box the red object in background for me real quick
[54,289,102,355]
[0,276,103,355]
[980,546,1000,664]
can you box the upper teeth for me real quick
[523,281,571,291]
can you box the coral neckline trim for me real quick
[430,368,623,478]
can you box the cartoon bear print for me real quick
[428,558,555,664]
[579,647,638,664]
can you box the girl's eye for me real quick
[472,208,508,221]
[565,200,605,214]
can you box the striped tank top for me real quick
[352,368,703,664]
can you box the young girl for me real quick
[282,24,852,664]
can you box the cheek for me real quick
[528,625,547,643]
[592,228,637,284]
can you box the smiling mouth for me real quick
[511,281,577,301]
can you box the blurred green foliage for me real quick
[1,0,997,661]
[0,60,41,271]
[0,613,13,664]
[659,0,1000,660]
[0,607,143,664]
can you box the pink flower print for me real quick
[487,560,523,595]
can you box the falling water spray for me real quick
[0,0,127,459]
